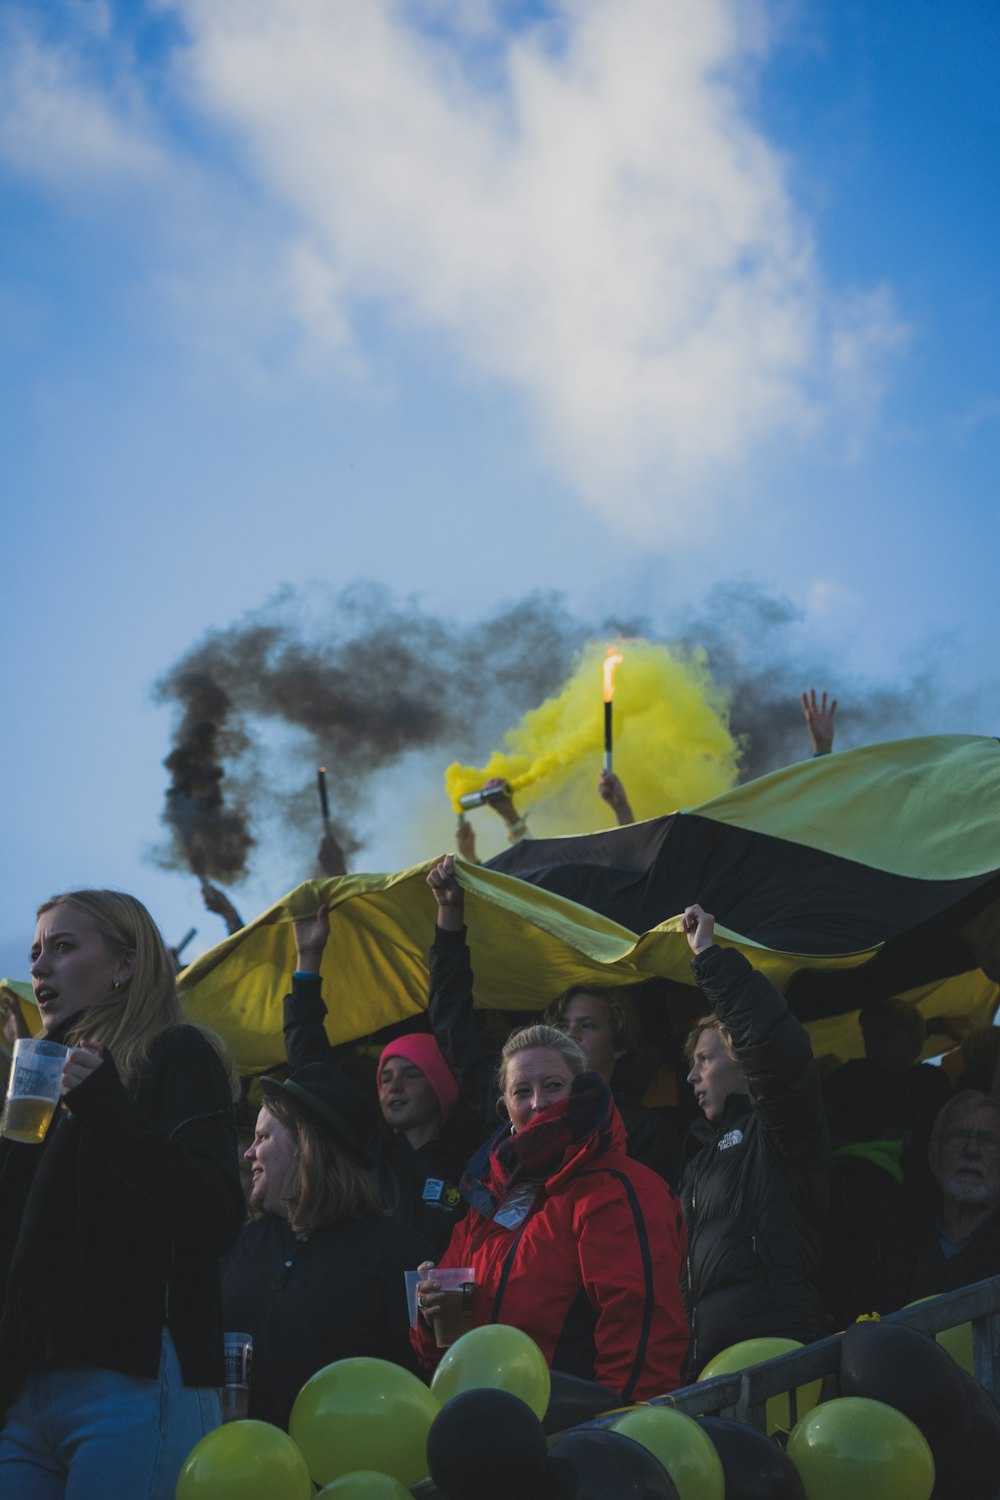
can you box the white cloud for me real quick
[0,13,164,184]
[1,0,908,528]
[162,0,904,525]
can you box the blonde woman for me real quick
[0,890,244,1500]
[414,1024,689,1402]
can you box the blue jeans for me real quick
[0,1330,220,1500]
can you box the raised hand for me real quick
[682,904,716,955]
[293,902,330,972]
[427,855,465,930]
[317,831,347,877]
[1,988,31,1049]
[454,818,478,863]
[801,689,837,756]
[200,884,244,934]
[598,769,635,825]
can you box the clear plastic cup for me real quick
[430,1268,476,1348]
[220,1332,253,1422]
[0,1038,68,1144]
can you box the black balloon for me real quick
[543,1371,620,1434]
[545,1428,679,1500]
[839,1320,1000,1500]
[426,1388,548,1500]
[696,1416,806,1500]
[840,1320,965,1441]
[927,1367,1000,1500]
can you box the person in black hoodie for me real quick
[680,903,829,1373]
[0,889,244,1500]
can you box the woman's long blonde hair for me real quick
[38,889,237,1094]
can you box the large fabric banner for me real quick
[178,736,1000,1074]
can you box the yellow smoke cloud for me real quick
[444,638,741,836]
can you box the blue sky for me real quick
[2,0,998,978]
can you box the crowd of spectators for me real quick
[1,686,998,1498]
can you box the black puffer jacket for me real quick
[681,945,829,1372]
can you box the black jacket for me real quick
[222,1212,431,1429]
[680,945,829,1372]
[0,1023,244,1418]
[283,976,468,1257]
[910,1207,1000,1302]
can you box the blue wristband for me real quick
[292,970,320,980]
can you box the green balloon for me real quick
[788,1396,935,1500]
[316,1472,414,1499]
[611,1406,725,1500]
[289,1357,439,1489]
[430,1324,551,1420]
[935,1318,973,1374]
[906,1298,974,1375]
[176,1420,312,1500]
[698,1336,821,1435]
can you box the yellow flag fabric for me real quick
[176,858,878,1077]
[0,980,42,1039]
[698,734,1000,880]
[177,735,1000,1076]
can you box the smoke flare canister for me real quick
[458,783,512,811]
[602,648,623,773]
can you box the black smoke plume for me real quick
[673,580,944,777]
[159,673,255,882]
[153,579,963,886]
[154,584,583,883]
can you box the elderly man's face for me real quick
[933,1109,1000,1207]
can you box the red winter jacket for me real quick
[412,1091,689,1402]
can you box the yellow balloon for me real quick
[698,1337,821,1435]
[611,1406,725,1500]
[289,1358,439,1489]
[788,1397,935,1500]
[176,1420,312,1500]
[430,1324,551,1420]
[904,1298,974,1375]
[316,1473,414,1499]
[935,1318,973,1373]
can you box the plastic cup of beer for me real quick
[220,1332,253,1422]
[432,1268,476,1348]
[0,1037,68,1144]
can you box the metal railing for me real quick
[411,1278,1000,1496]
[597,1274,1000,1432]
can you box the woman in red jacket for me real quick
[413,1024,689,1403]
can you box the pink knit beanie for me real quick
[376,1034,459,1124]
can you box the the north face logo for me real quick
[717,1128,744,1151]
